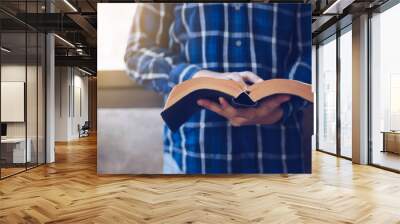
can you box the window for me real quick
[339,28,352,158]
[317,36,337,154]
[370,2,400,171]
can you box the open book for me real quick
[161,77,313,131]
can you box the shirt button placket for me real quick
[233,3,242,47]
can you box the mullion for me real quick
[36,0,39,168]
[0,21,2,179]
[336,28,341,157]
[25,0,28,171]
[316,44,320,151]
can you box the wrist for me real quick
[256,108,284,125]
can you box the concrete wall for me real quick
[97,70,164,174]
[97,71,163,108]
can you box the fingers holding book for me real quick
[197,95,290,126]
[238,71,263,85]
[192,70,263,86]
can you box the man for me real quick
[125,3,311,174]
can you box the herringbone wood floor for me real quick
[1,135,400,224]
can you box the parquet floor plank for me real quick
[1,135,400,223]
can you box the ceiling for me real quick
[0,0,393,73]
[311,0,390,44]
[0,0,99,73]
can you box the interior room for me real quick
[0,15,46,177]
[370,3,400,171]
[1,0,400,223]
[314,0,400,171]
[0,0,96,179]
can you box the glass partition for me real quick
[370,3,400,171]
[339,28,352,158]
[1,30,28,177]
[38,32,45,165]
[26,0,44,169]
[317,36,337,154]
[27,31,38,169]
[0,1,46,179]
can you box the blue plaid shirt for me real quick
[125,3,311,174]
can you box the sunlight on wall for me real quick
[98,3,137,71]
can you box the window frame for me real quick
[367,0,400,173]
[315,23,353,160]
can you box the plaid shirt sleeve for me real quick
[279,4,312,123]
[124,3,201,94]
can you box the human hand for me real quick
[197,95,291,126]
[192,70,263,86]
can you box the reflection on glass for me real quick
[371,3,400,171]
[1,31,28,177]
[38,33,46,165]
[27,31,38,169]
[340,29,352,158]
[318,37,337,154]
[0,1,47,179]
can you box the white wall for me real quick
[1,65,26,130]
[1,65,38,138]
[55,67,89,141]
[98,3,136,71]
[71,74,89,138]
[1,64,46,163]
[55,67,68,141]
